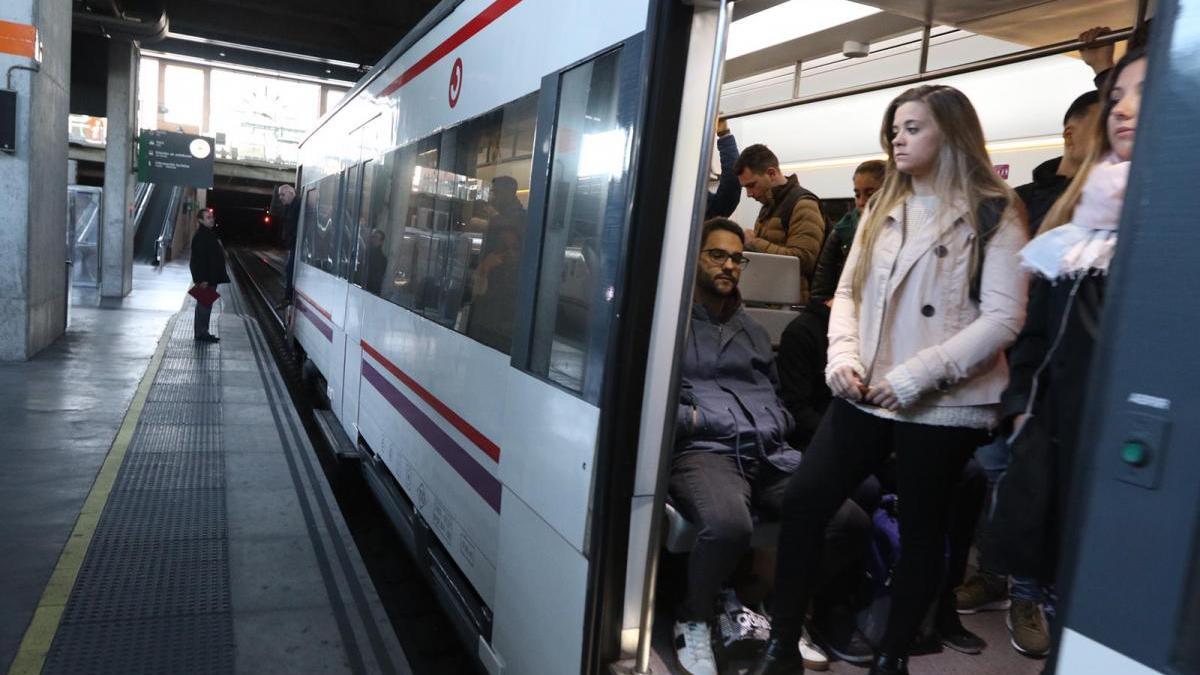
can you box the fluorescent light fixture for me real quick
[726,0,880,60]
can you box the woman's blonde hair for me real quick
[851,85,1015,305]
[1039,47,1148,235]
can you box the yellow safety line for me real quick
[7,314,179,675]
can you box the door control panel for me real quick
[1116,404,1171,489]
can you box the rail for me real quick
[154,186,183,266]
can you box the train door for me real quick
[1055,1,1200,672]
[324,126,368,424]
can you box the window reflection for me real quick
[529,50,626,395]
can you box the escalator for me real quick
[131,182,185,264]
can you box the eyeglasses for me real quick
[702,248,750,269]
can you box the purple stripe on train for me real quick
[296,297,333,341]
[361,361,502,513]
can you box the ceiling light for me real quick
[726,0,880,60]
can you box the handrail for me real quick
[154,186,183,266]
[724,27,1136,119]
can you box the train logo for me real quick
[448,57,464,108]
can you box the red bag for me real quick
[188,284,220,307]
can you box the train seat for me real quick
[662,500,780,554]
[739,252,801,348]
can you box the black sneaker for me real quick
[810,605,873,664]
[937,611,986,654]
[195,334,220,343]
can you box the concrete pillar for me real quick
[101,40,135,298]
[0,0,71,360]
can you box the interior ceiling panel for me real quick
[854,0,1144,46]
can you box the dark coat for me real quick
[988,274,1106,579]
[777,303,831,449]
[676,298,802,473]
[1015,157,1070,235]
[190,226,230,286]
[705,132,741,219]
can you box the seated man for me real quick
[671,218,870,675]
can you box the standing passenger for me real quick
[705,116,741,219]
[1015,91,1100,234]
[750,85,1029,675]
[671,218,869,675]
[734,144,826,304]
[190,208,230,343]
[986,47,1147,663]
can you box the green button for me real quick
[1121,441,1149,467]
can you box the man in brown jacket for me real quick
[734,144,826,303]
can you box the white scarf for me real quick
[1019,153,1130,280]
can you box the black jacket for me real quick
[190,226,230,286]
[705,133,741,219]
[988,274,1106,579]
[1015,157,1071,235]
[1001,275,1106,448]
[777,303,832,449]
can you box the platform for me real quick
[0,263,409,674]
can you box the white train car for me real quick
[289,0,1171,673]
[291,1,720,673]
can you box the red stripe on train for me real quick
[294,288,332,320]
[379,0,524,98]
[361,340,502,463]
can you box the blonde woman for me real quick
[751,85,1029,675]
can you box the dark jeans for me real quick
[194,297,213,338]
[770,400,986,654]
[669,450,870,621]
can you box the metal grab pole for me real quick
[632,0,730,673]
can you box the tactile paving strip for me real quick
[60,538,230,624]
[147,383,222,403]
[129,424,222,453]
[139,401,221,425]
[116,452,225,490]
[43,614,233,675]
[92,489,227,541]
[154,369,221,386]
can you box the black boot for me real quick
[868,653,910,675]
[747,637,805,675]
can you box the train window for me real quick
[310,174,340,274]
[354,160,387,293]
[528,50,627,394]
[335,165,362,279]
[388,135,441,311]
[444,94,537,349]
[300,186,318,267]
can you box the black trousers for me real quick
[770,400,986,654]
[194,297,213,338]
[669,451,870,621]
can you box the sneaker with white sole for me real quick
[674,620,718,675]
[1007,600,1050,657]
[956,571,1011,614]
[800,630,829,671]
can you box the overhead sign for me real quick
[137,130,215,188]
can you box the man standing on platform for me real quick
[190,208,229,343]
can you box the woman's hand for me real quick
[829,365,866,402]
[865,379,902,411]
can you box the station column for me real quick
[101,40,135,298]
[0,0,71,361]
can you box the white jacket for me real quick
[826,195,1029,411]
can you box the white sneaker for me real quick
[800,630,830,671]
[673,620,718,675]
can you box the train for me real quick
[287,0,1184,673]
